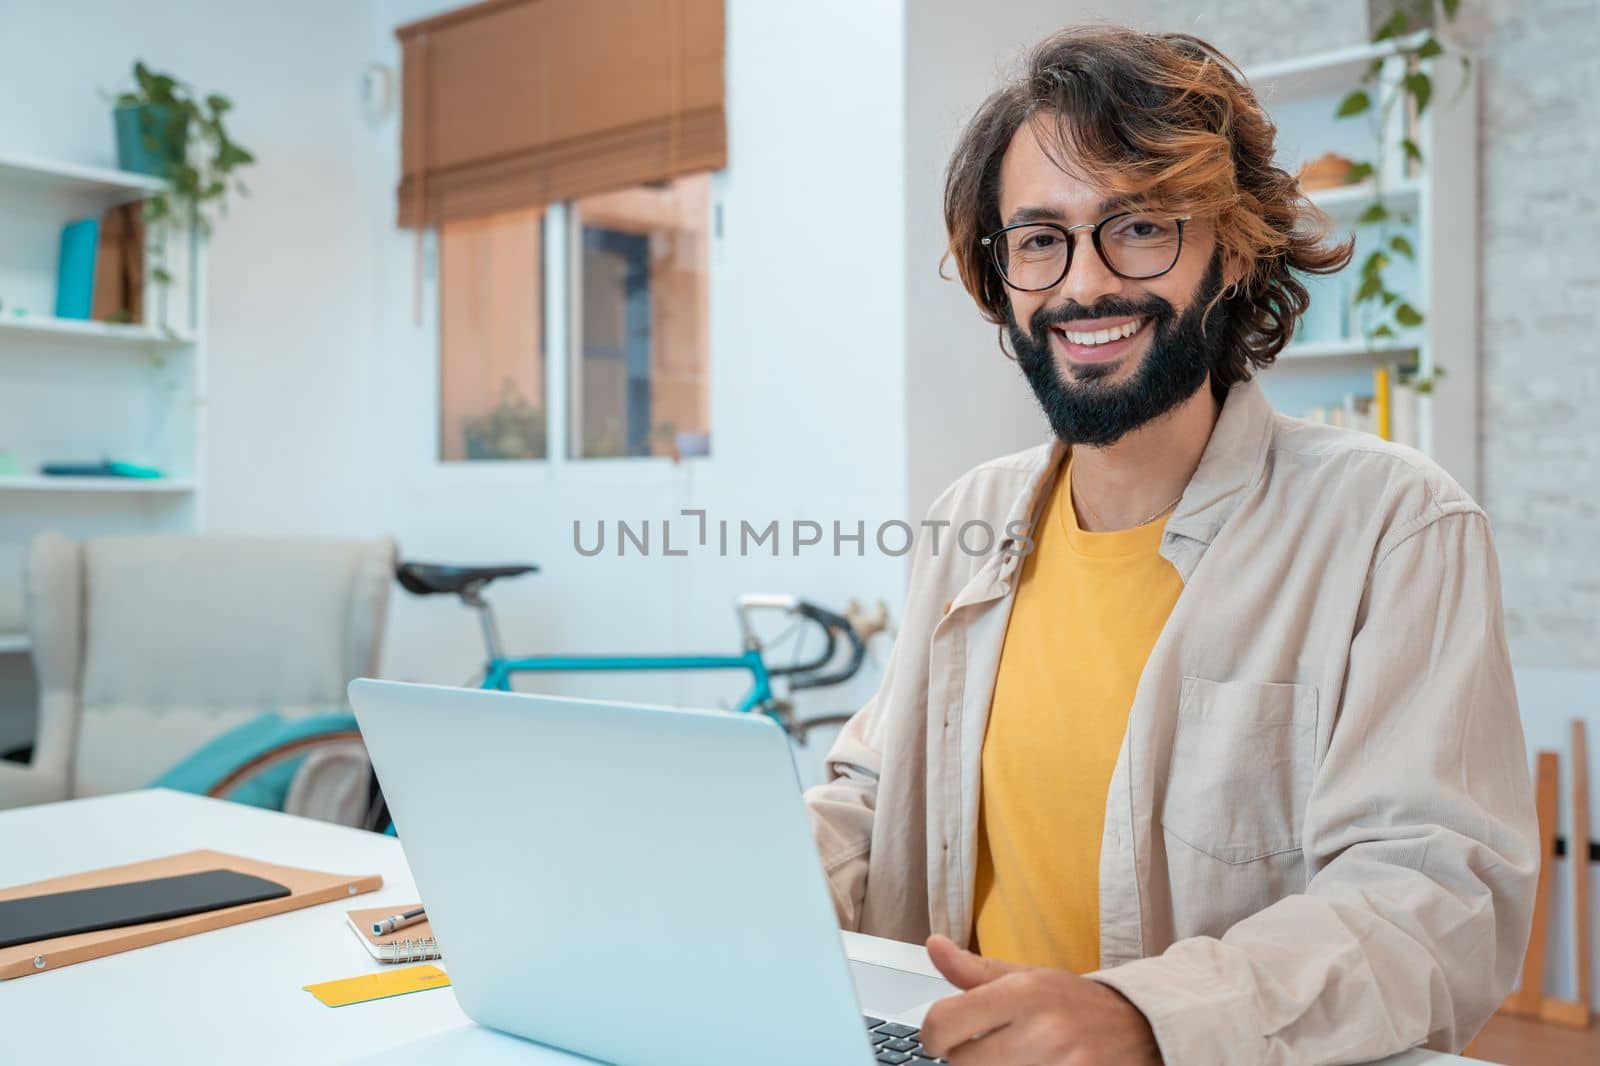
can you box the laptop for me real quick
[348,679,956,1066]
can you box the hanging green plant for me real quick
[113,61,256,305]
[1331,1,1470,347]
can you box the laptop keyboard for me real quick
[863,1016,947,1064]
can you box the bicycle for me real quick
[394,561,879,743]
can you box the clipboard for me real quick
[0,849,382,980]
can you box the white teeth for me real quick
[1061,318,1143,345]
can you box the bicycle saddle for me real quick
[396,561,539,596]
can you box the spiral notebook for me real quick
[345,904,441,964]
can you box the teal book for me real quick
[54,217,100,320]
[40,460,165,479]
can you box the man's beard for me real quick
[1005,255,1230,447]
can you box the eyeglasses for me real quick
[980,211,1192,291]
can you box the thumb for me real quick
[926,934,1026,991]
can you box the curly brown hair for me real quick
[943,26,1354,385]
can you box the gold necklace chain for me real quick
[1072,473,1184,531]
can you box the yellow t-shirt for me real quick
[972,457,1184,972]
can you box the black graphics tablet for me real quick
[0,868,291,949]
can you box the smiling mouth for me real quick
[1053,317,1147,346]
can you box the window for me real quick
[438,206,547,461]
[572,174,713,459]
[435,176,712,464]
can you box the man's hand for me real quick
[918,935,1163,1065]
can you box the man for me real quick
[805,26,1538,1066]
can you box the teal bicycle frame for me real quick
[482,649,775,713]
[470,593,855,722]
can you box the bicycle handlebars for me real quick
[787,601,868,691]
[735,595,868,690]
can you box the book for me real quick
[345,904,441,964]
[55,218,100,320]
[1373,368,1392,442]
[1390,381,1419,449]
[40,460,165,479]
[91,204,145,324]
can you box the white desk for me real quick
[0,790,1480,1065]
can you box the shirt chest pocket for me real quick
[1160,677,1319,864]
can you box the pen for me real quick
[372,907,426,936]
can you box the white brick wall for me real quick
[1477,0,1600,666]
[1141,0,1600,666]
[1143,1,1366,65]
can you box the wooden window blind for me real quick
[396,0,726,228]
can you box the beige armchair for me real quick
[0,532,395,809]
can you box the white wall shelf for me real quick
[1308,179,1421,214]
[0,151,163,207]
[0,634,29,656]
[0,147,205,669]
[0,476,196,495]
[1281,337,1422,361]
[1246,30,1432,100]
[1245,37,1479,495]
[0,314,193,350]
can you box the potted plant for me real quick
[462,380,549,460]
[113,62,256,295]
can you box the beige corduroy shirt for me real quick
[804,378,1538,1066]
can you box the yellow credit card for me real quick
[304,964,451,1007]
